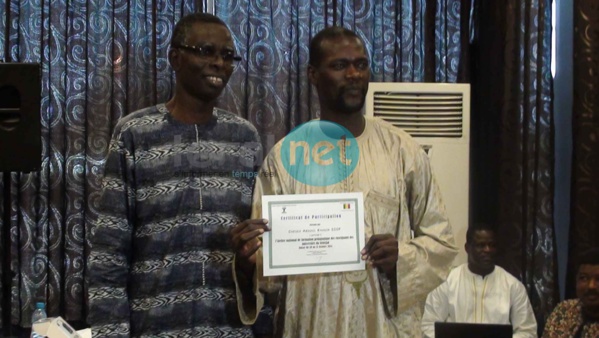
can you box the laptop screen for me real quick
[434,322,512,338]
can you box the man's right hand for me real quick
[230,219,270,277]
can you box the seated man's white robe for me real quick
[421,263,538,338]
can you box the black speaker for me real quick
[0,63,41,172]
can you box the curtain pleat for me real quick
[566,0,599,299]
[470,0,557,332]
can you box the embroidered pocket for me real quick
[364,190,400,238]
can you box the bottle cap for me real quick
[35,302,45,309]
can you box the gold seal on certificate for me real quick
[261,192,366,276]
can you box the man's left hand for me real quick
[361,234,398,276]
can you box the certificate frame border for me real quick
[266,198,361,271]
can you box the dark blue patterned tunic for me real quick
[88,104,266,337]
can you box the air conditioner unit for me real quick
[365,82,470,266]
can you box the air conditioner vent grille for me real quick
[372,91,464,138]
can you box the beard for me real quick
[581,301,599,320]
[334,86,367,114]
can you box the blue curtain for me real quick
[215,1,330,150]
[335,0,466,83]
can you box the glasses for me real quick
[173,43,242,65]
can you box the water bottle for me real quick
[31,302,47,324]
[30,302,48,338]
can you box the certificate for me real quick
[262,192,365,276]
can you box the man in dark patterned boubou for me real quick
[87,13,270,338]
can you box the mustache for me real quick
[582,291,599,297]
[341,85,366,92]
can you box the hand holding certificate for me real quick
[261,192,365,276]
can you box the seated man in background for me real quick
[543,248,599,338]
[421,223,537,338]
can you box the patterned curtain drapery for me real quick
[566,0,599,298]
[0,0,199,330]
[470,0,557,333]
